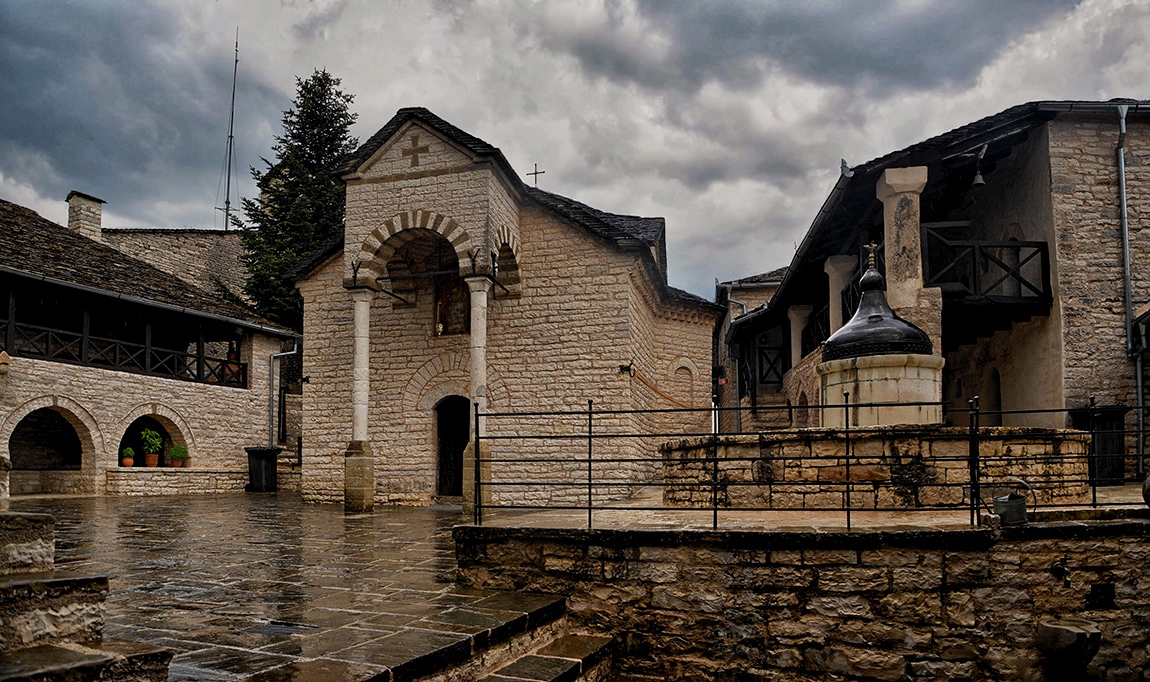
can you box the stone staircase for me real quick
[0,511,171,681]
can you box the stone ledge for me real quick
[453,525,996,552]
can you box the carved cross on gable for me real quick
[401,134,430,167]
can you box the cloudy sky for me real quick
[2,0,1147,298]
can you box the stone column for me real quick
[877,167,928,310]
[462,276,493,516]
[788,305,812,369]
[344,287,375,513]
[824,255,857,334]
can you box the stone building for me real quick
[723,100,1150,467]
[291,107,723,508]
[0,194,294,501]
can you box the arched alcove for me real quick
[8,408,83,471]
[118,416,180,466]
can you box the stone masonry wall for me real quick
[456,520,1150,681]
[1049,115,1150,410]
[0,332,281,498]
[102,229,246,296]
[661,427,1089,510]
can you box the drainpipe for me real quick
[1116,105,1144,475]
[268,341,300,448]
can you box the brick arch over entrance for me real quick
[0,395,104,467]
[352,210,476,286]
[114,403,195,455]
[404,352,510,414]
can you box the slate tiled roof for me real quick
[0,199,291,335]
[724,266,787,286]
[524,187,664,248]
[337,107,506,177]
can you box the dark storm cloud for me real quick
[0,1,287,225]
[533,0,1081,94]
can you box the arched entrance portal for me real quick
[9,408,83,471]
[436,396,470,497]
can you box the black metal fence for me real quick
[471,397,1146,530]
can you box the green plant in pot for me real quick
[140,428,163,468]
[121,447,135,468]
[169,445,189,468]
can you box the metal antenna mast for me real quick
[223,29,239,231]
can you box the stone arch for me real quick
[351,210,476,286]
[0,395,104,466]
[495,241,522,298]
[668,357,700,407]
[114,403,195,456]
[796,392,811,428]
[403,352,511,415]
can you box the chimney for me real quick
[66,191,106,241]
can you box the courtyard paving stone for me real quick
[7,493,525,681]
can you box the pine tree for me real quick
[237,69,358,328]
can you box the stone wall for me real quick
[455,519,1150,681]
[1048,115,1150,412]
[660,426,1090,511]
[102,228,246,296]
[782,348,823,428]
[0,332,281,499]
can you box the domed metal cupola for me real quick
[822,244,932,362]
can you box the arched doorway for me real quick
[9,408,83,473]
[118,416,175,466]
[436,395,470,497]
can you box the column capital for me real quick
[876,166,928,201]
[463,275,494,295]
[787,304,813,325]
[824,255,857,278]
[348,287,376,302]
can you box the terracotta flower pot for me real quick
[144,453,159,468]
[121,457,134,467]
[170,459,183,468]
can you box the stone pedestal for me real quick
[461,441,491,518]
[818,353,944,427]
[344,440,374,513]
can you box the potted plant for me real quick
[121,447,135,468]
[169,445,189,468]
[140,428,162,468]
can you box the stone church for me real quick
[291,108,722,508]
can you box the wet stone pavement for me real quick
[9,493,518,682]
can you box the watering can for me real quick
[994,477,1036,526]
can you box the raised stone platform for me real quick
[661,426,1090,510]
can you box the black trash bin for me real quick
[1069,404,1130,487]
[244,446,282,492]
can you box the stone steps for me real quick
[478,633,614,682]
[0,639,172,682]
[242,592,570,682]
[0,572,107,650]
[0,509,172,682]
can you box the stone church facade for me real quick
[294,108,722,507]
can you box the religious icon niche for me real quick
[435,272,470,335]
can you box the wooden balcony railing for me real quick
[0,319,247,388]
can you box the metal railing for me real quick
[922,228,1050,302]
[471,397,1146,530]
[0,320,247,388]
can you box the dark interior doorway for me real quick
[436,396,470,497]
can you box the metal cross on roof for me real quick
[526,163,545,187]
[864,242,879,268]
